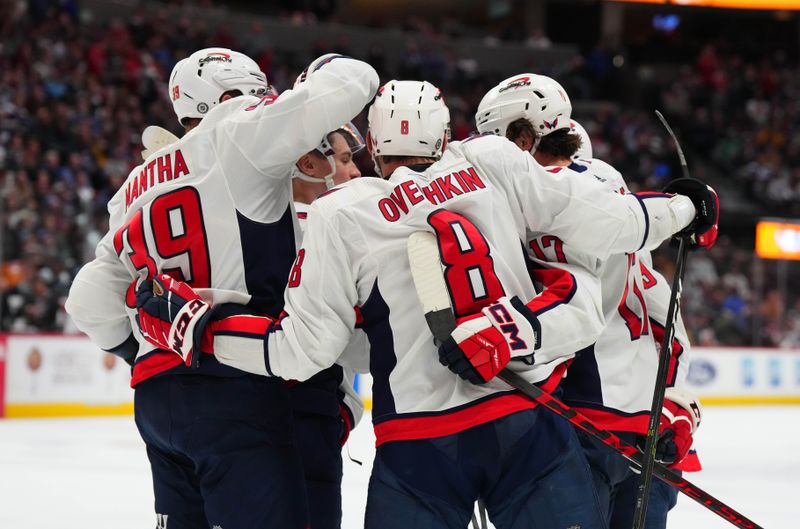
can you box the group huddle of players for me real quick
[66,49,717,529]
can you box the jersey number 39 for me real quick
[113,187,211,306]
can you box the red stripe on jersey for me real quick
[213,314,273,337]
[374,393,535,446]
[373,362,567,446]
[633,191,671,199]
[130,350,183,387]
[546,167,562,173]
[296,212,308,220]
[354,306,364,327]
[571,405,651,433]
[527,267,577,315]
[650,318,684,387]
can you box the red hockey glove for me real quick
[136,274,214,368]
[662,178,719,249]
[438,296,539,385]
[656,388,702,466]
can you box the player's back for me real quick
[103,97,299,381]
[526,158,663,429]
[66,54,379,382]
[277,137,604,444]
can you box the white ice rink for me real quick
[0,407,796,528]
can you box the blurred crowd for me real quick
[1,1,798,348]
[659,45,800,214]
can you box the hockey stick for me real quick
[631,110,691,529]
[407,231,762,529]
[141,125,180,160]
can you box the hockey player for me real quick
[475,74,711,528]
[571,117,704,529]
[65,48,379,528]
[134,79,716,528]
[293,122,365,207]
[291,121,367,529]
[138,116,367,528]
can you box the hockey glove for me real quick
[438,296,539,385]
[663,178,719,250]
[655,388,702,466]
[136,274,214,368]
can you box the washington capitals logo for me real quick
[199,52,232,66]
[544,117,559,130]
[498,76,531,93]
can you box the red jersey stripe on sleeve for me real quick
[526,267,577,316]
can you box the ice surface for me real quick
[0,407,796,528]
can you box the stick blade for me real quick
[407,231,457,342]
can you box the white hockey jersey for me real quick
[65,56,379,386]
[204,135,693,445]
[294,200,365,430]
[528,158,691,433]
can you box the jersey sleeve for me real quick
[267,207,361,380]
[65,228,134,353]
[486,140,691,259]
[639,251,691,388]
[523,263,605,366]
[218,56,379,179]
[208,205,361,380]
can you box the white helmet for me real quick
[168,47,268,125]
[570,119,593,160]
[475,73,572,143]
[293,122,365,189]
[367,80,450,174]
[293,53,350,88]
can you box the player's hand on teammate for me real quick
[438,296,539,385]
[135,274,214,368]
[663,178,719,250]
[654,389,702,466]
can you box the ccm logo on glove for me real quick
[486,303,528,351]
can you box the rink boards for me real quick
[0,334,799,418]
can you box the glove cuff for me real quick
[508,296,542,350]
[667,195,696,235]
[665,387,702,432]
[167,298,211,364]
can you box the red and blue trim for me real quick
[372,362,567,446]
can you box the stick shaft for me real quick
[633,110,692,528]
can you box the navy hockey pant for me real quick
[611,469,678,529]
[578,430,679,529]
[293,411,344,529]
[290,367,346,529]
[364,407,607,529]
[134,374,308,529]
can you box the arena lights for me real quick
[613,0,800,9]
[755,219,800,260]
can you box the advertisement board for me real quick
[3,334,134,418]
[685,348,800,404]
[755,219,800,260]
[1,337,798,418]
[612,0,800,9]
[0,335,6,418]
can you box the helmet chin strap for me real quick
[373,157,384,179]
[292,152,337,189]
[529,133,542,155]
